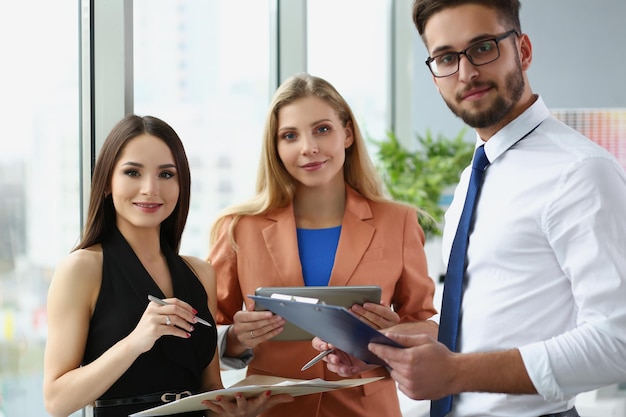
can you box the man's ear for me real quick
[518,33,533,71]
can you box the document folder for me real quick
[254,285,381,341]
[249,295,403,368]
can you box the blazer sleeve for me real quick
[392,206,437,322]
[207,217,244,325]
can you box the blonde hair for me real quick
[209,73,389,248]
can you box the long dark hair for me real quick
[74,114,191,253]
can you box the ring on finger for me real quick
[165,315,172,326]
[250,330,255,338]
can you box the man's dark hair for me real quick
[412,0,522,39]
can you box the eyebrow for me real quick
[121,161,177,169]
[278,118,333,133]
[431,33,498,56]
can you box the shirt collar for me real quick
[478,95,551,163]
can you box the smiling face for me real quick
[109,133,180,234]
[276,95,354,190]
[424,4,534,138]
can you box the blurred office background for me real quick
[0,1,624,416]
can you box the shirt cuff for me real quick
[217,325,254,370]
[519,341,564,401]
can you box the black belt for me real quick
[539,406,579,417]
[95,390,194,408]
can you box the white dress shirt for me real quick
[441,96,626,416]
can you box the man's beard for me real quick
[442,65,525,129]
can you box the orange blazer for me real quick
[209,186,436,417]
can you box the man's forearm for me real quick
[453,348,536,395]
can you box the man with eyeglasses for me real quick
[312,1,626,416]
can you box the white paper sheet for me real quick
[130,374,384,416]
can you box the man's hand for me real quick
[369,332,457,401]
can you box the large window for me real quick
[307,0,391,144]
[133,0,271,257]
[0,1,80,416]
[0,1,424,416]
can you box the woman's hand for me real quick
[350,302,400,329]
[127,297,199,354]
[310,337,378,377]
[229,302,286,351]
[202,390,294,416]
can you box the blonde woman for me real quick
[208,74,437,417]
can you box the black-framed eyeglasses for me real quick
[425,30,519,78]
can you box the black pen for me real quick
[148,295,213,327]
[301,349,334,371]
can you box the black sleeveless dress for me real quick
[83,227,217,417]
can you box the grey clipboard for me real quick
[249,295,403,367]
[254,286,381,341]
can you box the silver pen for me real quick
[301,349,335,371]
[148,295,213,327]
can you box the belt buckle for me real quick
[160,390,192,403]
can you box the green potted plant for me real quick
[369,129,474,239]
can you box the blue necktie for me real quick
[431,145,490,417]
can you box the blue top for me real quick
[296,226,342,286]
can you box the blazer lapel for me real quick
[263,205,305,286]
[329,187,375,286]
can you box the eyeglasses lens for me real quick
[429,39,501,77]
